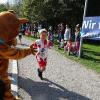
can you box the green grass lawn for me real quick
[24,36,100,73]
[81,44,100,73]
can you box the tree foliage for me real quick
[9,0,23,17]
[0,4,7,12]
[22,0,85,26]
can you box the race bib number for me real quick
[40,48,46,58]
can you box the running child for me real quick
[31,29,52,80]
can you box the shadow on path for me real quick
[18,76,91,100]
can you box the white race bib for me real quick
[40,48,46,58]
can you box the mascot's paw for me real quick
[30,44,37,55]
[14,96,23,100]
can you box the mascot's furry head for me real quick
[0,11,28,44]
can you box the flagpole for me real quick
[79,0,88,58]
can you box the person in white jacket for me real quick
[64,24,71,44]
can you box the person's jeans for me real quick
[61,33,64,40]
[58,33,62,42]
[75,41,80,52]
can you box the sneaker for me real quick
[37,69,43,80]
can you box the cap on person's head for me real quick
[8,10,16,15]
[0,11,28,43]
[39,29,47,34]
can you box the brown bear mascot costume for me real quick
[0,11,35,100]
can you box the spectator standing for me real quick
[75,24,81,55]
[57,24,61,42]
[64,24,71,45]
[18,31,23,45]
[48,26,54,44]
[60,23,65,40]
[33,24,38,38]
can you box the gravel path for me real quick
[18,37,100,100]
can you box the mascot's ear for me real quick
[19,18,29,24]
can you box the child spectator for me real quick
[64,40,77,55]
[58,39,64,49]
